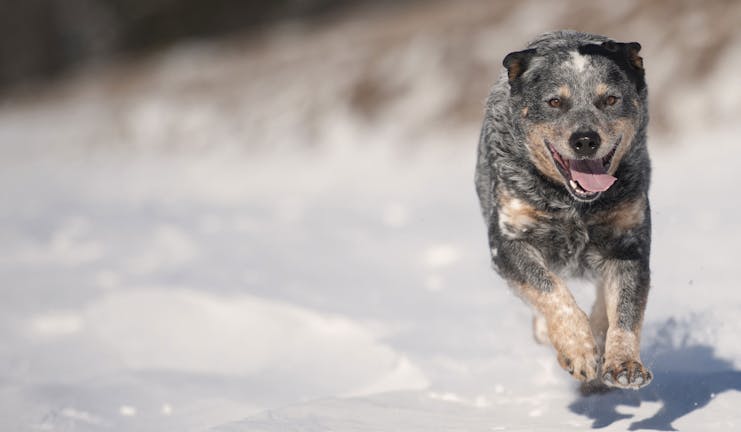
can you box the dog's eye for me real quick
[606,95,619,106]
[547,98,561,108]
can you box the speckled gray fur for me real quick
[475,30,653,389]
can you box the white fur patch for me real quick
[570,51,589,72]
[509,198,526,210]
[498,198,537,238]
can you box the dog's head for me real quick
[503,39,646,202]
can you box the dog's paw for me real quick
[601,359,652,389]
[556,344,600,382]
[547,310,599,382]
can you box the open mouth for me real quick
[547,138,620,201]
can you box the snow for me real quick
[2,3,741,431]
[3,130,741,432]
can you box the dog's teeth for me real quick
[569,180,578,189]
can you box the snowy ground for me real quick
[2,2,741,431]
[4,126,741,432]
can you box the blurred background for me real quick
[2,1,741,431]
[2,0,741,154]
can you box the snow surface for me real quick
[2,3,741,431]
[3,126,741,431]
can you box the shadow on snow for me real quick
[569,319,741,430]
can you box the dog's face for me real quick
[504,41,646,202]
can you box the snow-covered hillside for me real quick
[1,1,741,431]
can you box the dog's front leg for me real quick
[598,259,652,389]
[495,241,599,382]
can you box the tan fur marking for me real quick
[526,124,566,184]
[605,328,640,361]
[521,107,529,118]
[606,118,636,176]
[508,62,522,81]
[591,195,646,231]
[517,277,598,381]
[596,83,609,96]
[629,50,644,70]
[497,188,548,237]
[558,84,571,98]
[600,260,644,367]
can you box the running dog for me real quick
[475,30,652,389]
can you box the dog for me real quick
[475,30,652,389]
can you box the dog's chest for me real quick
[497,199,589,270]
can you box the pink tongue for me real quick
[568,159,616,192]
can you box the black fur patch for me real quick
[578,42,645,92]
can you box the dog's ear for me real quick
[503,48,537,82]
[581,40,645,91]
[601,41,644,71]
[624,42,643,70]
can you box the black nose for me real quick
[569,131,601,157]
